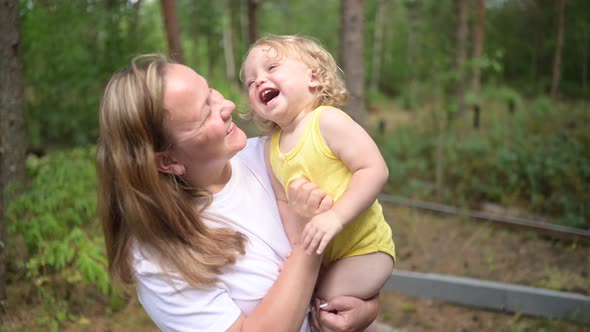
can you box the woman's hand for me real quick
[288,179,333,225]
[309,295,380,332]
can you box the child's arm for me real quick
[302,107,389,255]
[263,139,299,246]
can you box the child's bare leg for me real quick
[316,252,394,301]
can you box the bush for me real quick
[6,146,111,318]
[380,98,590,229]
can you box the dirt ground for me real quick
[378,204,590,332]
[2,203,589,332]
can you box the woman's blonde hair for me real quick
[96,54,245,287]
[240,35,349,134]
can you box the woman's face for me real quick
[162,64,246,172]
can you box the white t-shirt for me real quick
[133,137,311,332]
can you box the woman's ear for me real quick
[155,152,185,176]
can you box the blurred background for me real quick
[1,0,588,331]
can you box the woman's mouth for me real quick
[226,122,234,135]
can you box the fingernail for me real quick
[319,302,328,309]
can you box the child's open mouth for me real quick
[259,88,279,105]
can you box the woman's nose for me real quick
[216,97,235,119]
[220,99,235,118]
[209,89,233,117]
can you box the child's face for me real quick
[243,45,319,128]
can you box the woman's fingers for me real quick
[317,196,333,214]
[310,299,321,332]
[307,187,325,210]
[289,179,333,218]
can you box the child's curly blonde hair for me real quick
[240,34,349,134]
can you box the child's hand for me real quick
[302,209,344,255]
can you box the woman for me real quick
[96,54,379,331]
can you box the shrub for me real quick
[379,98,590,229]
[6,146,111,311]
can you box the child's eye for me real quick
[246,80,254,88]
[268,64,278,70]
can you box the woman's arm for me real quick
[228,178,333,332]
[136,245,322,332]
[310,295,380,332]
[229,244,322,331]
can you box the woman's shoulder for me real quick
[131,241,165,275]
[235,136,268,169]
[241,136,267,155]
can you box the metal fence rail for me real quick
[379,194,590,244]
[385,270,590,325]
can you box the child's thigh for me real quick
[316,252,394,301]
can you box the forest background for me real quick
[0,0,589,330]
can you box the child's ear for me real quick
[155,151,185,176]
[309,69,320,88]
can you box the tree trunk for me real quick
[189,1,200,62]
[206,6,221,79]
[247,0,259,46]
[431,103,445,202]
[369,0,388,93]
[103,0,125,72]
[471,0,486,98]
[530,38,539,82]
[582,24,588,94]
[160,0,184,63]
[223,0,236,82]
[340,0,366,126]
[405,2,416,71]
[230,0,242,80]
[128,0,143,52]
[382,1,395,70]
[454,0,469,119]
[0,0,28,308]
[0,138,3,312]
[551,0,566,99]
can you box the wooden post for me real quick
[508,99,515,114]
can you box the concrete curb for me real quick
[384,270,590,325]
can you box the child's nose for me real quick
[256,76,266,87]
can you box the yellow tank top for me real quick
[269,106,395,264]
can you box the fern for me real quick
[7,146,112,305]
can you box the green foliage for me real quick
[493,86,524,113]
[381,98,590,229]
[381,126,435,197]
[21,0,167,148]
[6,147,111,308]
[258,0,341,58]
[19,0,590,149]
